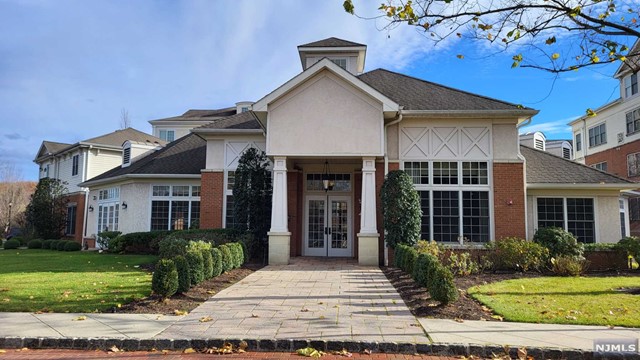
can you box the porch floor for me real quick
[158,257,428,343]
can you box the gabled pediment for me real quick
[252,58,399,115]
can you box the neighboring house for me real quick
[520,132,573,160]
[80,37,636,265]
[570,39,640,236]
[149,104,251,142]
[34,128,164,243]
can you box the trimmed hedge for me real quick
[64,241,82,251]
[3,239,20,249]
[427,263,458,304]
[114,229,254,257]
[56,241,69,251]
[219,244,233,273]
[27,239,43,249]
[185,250,205,285]
[202,249,214,279]
[42,239,55,249]
[395,243,459,305]
[173,255,191,294]
[152,259,179,298]
[211,248,223,277]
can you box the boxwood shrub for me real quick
[152,259,179,299]
[173,255,191,293]
[158,236,189,258]
[413,253,438,288]
[485,237,548,272]
[56,241,69,251]
[3,239,20,249]
[64,241,82,251]
[27,239,43,249]
[211,248,223,277]
[202,249,214,279]
[185,249,205,285]
[428,263,458,304]
[219,244,233,273]
[533,227,583,259]
[42,239,55,249]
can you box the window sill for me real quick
[588,143,607,149]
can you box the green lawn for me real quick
[0,250,157,313]
[468,276,640,327]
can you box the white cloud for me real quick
[519,116,578,137]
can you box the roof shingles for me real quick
[358,69,529,111]
[84,133,206,183]
[299,37,365,48]
[521,145,634,184]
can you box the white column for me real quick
[358,157,379,265]
[268,156,291,265]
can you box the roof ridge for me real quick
[520,144,636,184]
[360,68,530,110]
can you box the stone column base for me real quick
[268,232,291,265]
[357,232,380,266]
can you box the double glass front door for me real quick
[304,195,352,257]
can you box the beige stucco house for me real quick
[80,38,635,264]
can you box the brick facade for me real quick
[584,141,640,236]
[584,140,640,180]
[200,171,224,229]
[64,192,86,243]
[287,171,302,256]
[493,162,526,239]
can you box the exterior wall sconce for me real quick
[322,160,334,192]
[122,202,128,209]
[88,205,94,212]
[93,196,97,200]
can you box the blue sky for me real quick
[0,0,624,181]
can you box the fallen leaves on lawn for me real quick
[199,316,213,322]
[73,316,87,321]
[206,290,216,294]
[297,347,326,358]
[491,315,503,321]
[183,348,196,354]
[173,310,188,316]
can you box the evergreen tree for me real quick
[232,147,272,258]
[25,178,68,239]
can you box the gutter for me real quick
[80,173,201,188]
[402,109,539,119]
[526,183,637,190]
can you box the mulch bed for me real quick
[382,267,541,321]
[113,263,264,315]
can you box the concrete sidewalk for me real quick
[420,318,640,351]
[0,313,180,339]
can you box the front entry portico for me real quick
[268,157,380,266]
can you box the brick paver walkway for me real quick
[158,258,428,344]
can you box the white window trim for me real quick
[149,184,201,231]
[587,122,607,148]
[532,196,599,243]
[401,160,494,244]
[96,187,120,234]
[159,129,176,142]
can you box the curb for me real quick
[0,337,627,359]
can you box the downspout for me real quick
[384,107,404,175]
[383,107,403,266]
[82,146,92,248]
